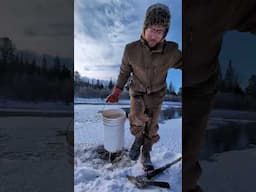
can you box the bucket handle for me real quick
[98,103,106,114]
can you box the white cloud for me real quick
[75,0,181,81]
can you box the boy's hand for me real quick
[106,87,122,103]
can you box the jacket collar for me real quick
[140,36,166,53]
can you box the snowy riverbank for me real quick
[75,104,182,192]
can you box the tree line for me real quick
[0,37,73,102]
[74,59,256,109]
[214,60,256,111]
[218,60,256,97]
[74,70,182,99]
[74,71,122,98]
[74,71,114,91]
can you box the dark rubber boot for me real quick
[141,149,154,171]
[141,137,154,171]
[129,135,144,161]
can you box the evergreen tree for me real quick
[177,87,182,96]
[222,60,243,94]
[233,74,244,94]
[41,55,48,75]
[224,60,235,91]
[85,79,90,87]
[96,79,100,89]
[218,65,224,91]
[246,74,256,97]
[108,78,114,89]
[168,81,176,95]
[100,83,104,89]
[74,71,81,84]
[53,56,61,78]
[0,37,16,75]
[166,88,170,94]
[0,37,15,64]
[28,58,36,75]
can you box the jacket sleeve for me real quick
[171,46,182,69]
[116,45,132,90]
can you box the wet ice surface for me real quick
[75,103,182,192]
[199,109,256,192]
[0,117,71,160]
[201,120,256,160]
[0,116,73,192]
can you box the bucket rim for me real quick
[101,108,126,120]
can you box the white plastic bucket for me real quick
[102,109,126,153]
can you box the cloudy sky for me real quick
[75,0,182,91]
[0,0,73,58]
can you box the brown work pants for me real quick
[128,89,165,148]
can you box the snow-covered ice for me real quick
[75,103,182,192]
[199,148,256,192]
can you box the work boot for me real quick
[141,149,154,171]
[141,137,154,171]
[129,135,144,161]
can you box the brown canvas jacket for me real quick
[116,37,182,94]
